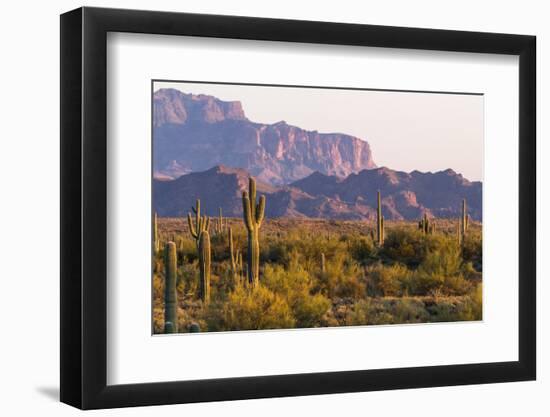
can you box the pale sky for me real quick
[154,81,484,181]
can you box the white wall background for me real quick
[0,0,545,415]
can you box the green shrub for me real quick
[293,293,331,328]
[407,238,472,295]
[366,262,411,296]
[462,231,482,272]
[381,228,428,267]
[263,263,331,328]
[347,298,429,325]
[315,253,366,299]
[349,236,376,265]
[205,285,295,331]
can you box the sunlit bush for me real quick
[366,262,411,296]
[205,284,295,331]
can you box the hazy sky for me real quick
[154,81,484,181]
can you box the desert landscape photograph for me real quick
[151,81,483,334]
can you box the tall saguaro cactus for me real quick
[164,241,178,333]
[153,212,160,254]
[198,231,211,303]
[187,199,210,249]
[216,207,225,235]
[376,190,385,246]
[228,227,242,283]
[461,199,468,237]
[320,252,326,274]
[456,198,468,246]
[242,177,266,287]
[187,199,211,303]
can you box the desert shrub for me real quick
[179,262,199,297]
[262,230,346,271]
[347,298,429,325]
[462,231,482,271]
[153,273,164,301]
[263,263,310,296]
[204,285,295,331]
[314,253,366,299]
[427,286,482,322]
[461,261,482,281]
[366,262,412,296]
[448,283,483,321]
[381,229,430,267]
[468,283,483,320]
[177,238,198,263]
[349,236,377,265]
[406,238,472,296]
[263,263,331,328]
[390,298,430,323]
[346,299,372,326]
[418,238,461,277]
[293,293,332,328]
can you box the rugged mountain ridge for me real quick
[153,165,482,221]
[153,88,376,185]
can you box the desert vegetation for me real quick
[153,179,482,334]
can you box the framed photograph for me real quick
[60,6,536,409]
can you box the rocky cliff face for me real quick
[153,165,482,221]
[153,89,376,185]
[153,88,247,126]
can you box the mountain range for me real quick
[153,88,376,185]
[153,165,482,221]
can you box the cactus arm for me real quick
[187,213,198,239]
[242,192,254,231]
[194,199,201,234]
[256,195,266,226]
[199,215,205,233]
[229,227,235,265]
[381,215,385,244]
[205,216,211,232]
[249,178,257,223]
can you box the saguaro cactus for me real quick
[228,227,242,283]
[216,207,225,235]
[376,191,385,246]
[164,322,175,333]
[187,199,210,248]
[164,241,178,333]
[188,199,211,302]
[238,252,243,279]
[419,213,435,235]
[153,212,160,254]
[320,252,326,274]
[461,199,468,237]
[242,177,266,287]
[198,231,211,303]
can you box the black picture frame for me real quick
[60,6,536,410]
